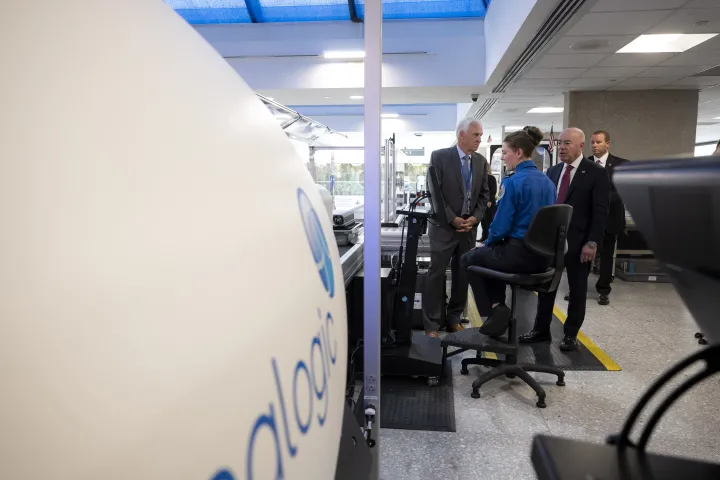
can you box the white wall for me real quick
[484,0,537,83]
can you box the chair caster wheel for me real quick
[460,368,469,375]
[506,374,516,379]
[470,391,480,399]
[367,439,376,448]
[699,338,708,345]
[556,379,566,386]
[695,332,704,338]
[427,377,439,387]
[536,400,547,408]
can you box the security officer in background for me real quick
[461,131,556,337]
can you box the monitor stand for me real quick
[381,207,444,385]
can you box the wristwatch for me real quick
[585,241,598,249]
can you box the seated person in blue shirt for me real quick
[461,131,557,337]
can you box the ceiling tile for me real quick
[524,67,588,79]
[660,51,720,66]
[638,65,715,77]
[507,87,569,95]
[565,11,673,36]
[700,85,720,102]
[538,53,608,68]
[684,0,720,8]
[614,77,676,87]
[597,53,676,67]
[548,35,637,54]
[567,78,621,89]
[646,9,720,34]
[513,79,572,88]
[592,0,689,11]
[668,76,720,87]
[581,66,647,78]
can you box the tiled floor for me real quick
[378,274,720,479]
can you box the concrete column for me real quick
[563,90,699,160]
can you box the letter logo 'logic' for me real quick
[297,188,334,298]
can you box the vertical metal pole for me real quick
[384,138,391,222]
[363,0,382,470]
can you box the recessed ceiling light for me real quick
[528,107,563,114]
[350,95,364,100]
[323,50,365,60]
[714,116,720,120]
[617,33,718,53]
[324,96,330,99]
[381,113,399,118]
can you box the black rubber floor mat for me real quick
[380,361,456,432]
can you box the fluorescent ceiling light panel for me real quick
[323,50,365,59]
[528,107,563,113]
[617,34,718,53]
[381,113,399,118]
[504,125,525,130]
[349,95,364,99]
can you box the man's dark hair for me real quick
[593,130,611,142]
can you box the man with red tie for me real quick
[520,127,609,351]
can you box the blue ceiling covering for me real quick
[166,0,490,25]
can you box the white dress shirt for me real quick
[557,154,584,194]
[594,151,609,167]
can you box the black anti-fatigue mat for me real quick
[380,361,456,432]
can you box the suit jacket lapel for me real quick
[450,147,466,195]
[549,163,562,187]
[565,158,588,201]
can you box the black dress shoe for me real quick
[564,293,570,301]
[560,336,579,351]
[598,294,609,305]
[519,330,552,343]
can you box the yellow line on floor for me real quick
[551,304,622,371]
[466,291,498,360]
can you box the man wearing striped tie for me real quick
[520,127,609,352]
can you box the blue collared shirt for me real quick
[486,160,556,246]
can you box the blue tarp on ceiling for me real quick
[166,0,490,25]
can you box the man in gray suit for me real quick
[423,118,490,337]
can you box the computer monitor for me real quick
[614,156,720,342]
[427,165,448,225]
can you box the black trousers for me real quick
[479,204,497,242]
[595,232,617,296]
[461,239,550,317]
[535,237,590,337]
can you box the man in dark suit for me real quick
[588,130,628,305]
[520,127,609,351]
[423,118,490,337]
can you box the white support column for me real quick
[363,0,382,469]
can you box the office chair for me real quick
[441,205,573,408]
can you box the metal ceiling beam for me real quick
[242,0,263,23]
[348,0,362,23]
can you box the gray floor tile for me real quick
[378,277,720,477]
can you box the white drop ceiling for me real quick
[481,0,720,144]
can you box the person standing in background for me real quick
[423,118,491,338]
[520,127,609,351]
[714,138,720,156]
[479,172,497,244]
[585,130,629,306]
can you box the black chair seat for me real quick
[441,328,518,356]
[467,266,555,287]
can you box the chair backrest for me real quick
[524,205,573,292]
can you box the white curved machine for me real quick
[0,1,369,479]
